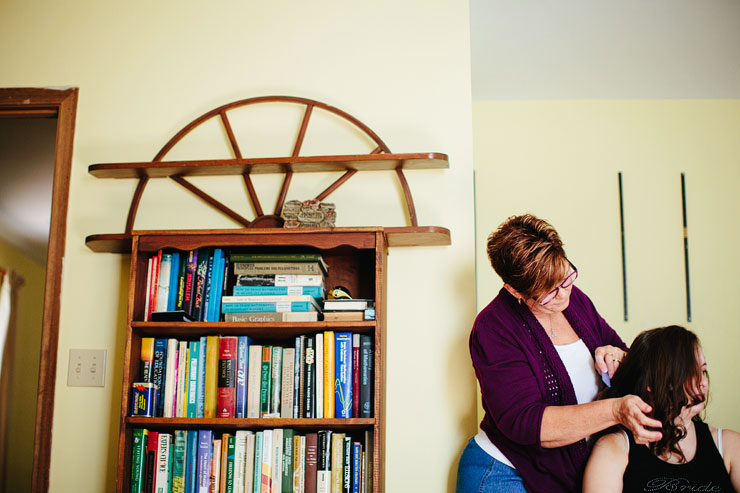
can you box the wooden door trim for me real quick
[0,87,78,493]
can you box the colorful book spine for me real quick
[281,429,294,493]
[235,336,251,418]
[253,432,263,493]
[359,335,373,418]
[172,430,187,493]
[293,337,302,419]
[247,345,263,418]
[131,383,157,417]
[280,348,295,419]
[234,274,324,287]
[232,285,325,301]
[224,312,319,322]
[152,338,168,417]
[144,258,153,322]
[335,332,353,418]
[182,250,198,317]
[196,430,213,493]
[204,335,219,418]
[224,434,236,493]
[270,346,282,416]
[352,334,360,418]
[259,346,272,417]
[206,248,225,322]
[271,429,284,493]
[163,338,178,418]
[175,252,187,311]
[221,301,318,313]
[130,428,148,493]
[245,433,256,493]
[201,252,215,323]
[167,251,181,312]
[155,252,172,313]
[211,439,222,493]
[342,436,352,493]
[196,336,207,418]
[144,430,158,493]
[351,442,361,493]
[183,430,198,493]
[234,430,250,493]
[304,336,315,418]
[233,261,325,276]
[305,432,318,493]
[176,340,188,417]
[315,333,324,419]
[323,331,335,419]
[217,336,238,418]
[155,432,172,493]
[140,337,154,382]
[192,247,211,321]
[261,430,273,493]
[186,340,200,418]
[330,433,345,493]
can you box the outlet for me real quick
[67,349,106,387]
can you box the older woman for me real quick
[456,214,663,493]
[583,325,740,492]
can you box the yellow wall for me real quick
[0,1,477,491]
[473,99,740,429]
[0,238,45,492]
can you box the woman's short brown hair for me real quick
[486,214,569,299]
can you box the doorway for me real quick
[0,87,78,493]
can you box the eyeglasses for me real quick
[539,261,578,306]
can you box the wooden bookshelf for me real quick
[117,229,389,492]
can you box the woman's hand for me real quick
[595,345,626,377]
[612,395,663,444]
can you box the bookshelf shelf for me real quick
[125,417,375,431]
[131,321,376,339]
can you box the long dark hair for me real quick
[600,325,707,461]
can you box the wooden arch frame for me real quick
[0,87,78,493]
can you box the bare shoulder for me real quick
[583,431,629,493]
[593,430,630,455]
[710,426,740,451]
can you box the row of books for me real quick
[130,427,372,493]
[144,248,228,322]
[132,333,373,419]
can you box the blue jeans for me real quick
[456,438,527,493]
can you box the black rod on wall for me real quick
[681,172,692,322]
[618,172,628,321]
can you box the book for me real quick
[175,252,187,311]
[167,251,181,312]
[351,443,361,493]
[280,348,295,419]
[228,252,328,274]
[297,335,306,418]
[234,430,250,493]
[131,383,157,417]
[330,433,345,493]
[150,251,161,318]
[183,430,198,493]
[130,428,148,493]
[342,437,352,493]
[281,429,294,493]
[155,252,173,313]
[221,301,319,314]
[182,250,198,317]
[225,435,236,493]
[322,299,372,311]
[253,432,263,493]
[235,336,251,419]
[270,346,282,416]
[359,335,373,418]
[245,432,256,493]
[233,261,326,277]
[192,247,211,321]
[144,258,153,321]
[247,344,263,418]
[211,438,222,493]
[219,434,231,493]
[207,248,226,322]
[363,431,373,493]
[235,274,324,287]
[144,430,158,493]
[201,250,216,323]
[315,333,324,419]
[140,337,154,382]
[323,331,335,419]
[163,338,178,418]
[232,285,325,302]
[204,335,219,418]
[305,432,318,493]
[186,340,200,418]
[152,338,168,417]
[150,310,194,322]
[304,336,315,418]
[224,312,319,323]
[155,432,172,493]
[217,336,238,418]
[172,430,187,493]
[294,435,306,493]
[316,430,331,493]
[334,333,353,418]
[293,337,302,419]
[259,346,272,418]
[176,340,188,417]
[322,312,364,322]
[271,428,283,493]
[196,336,207,418]
[352,334,360,418]
[261,429,273,493]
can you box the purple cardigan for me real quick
[470,286,626,492]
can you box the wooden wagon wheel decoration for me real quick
[86,96,449,252]
[126,96,431,231]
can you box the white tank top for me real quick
[476,339,601,468]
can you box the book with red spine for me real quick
[149,250,163,319]
[217,336,238,418]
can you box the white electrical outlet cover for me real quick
[67,349,106,387]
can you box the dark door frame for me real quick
[0,87,78,493]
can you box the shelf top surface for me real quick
[89,152,449,178]
[85,226,451,253]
